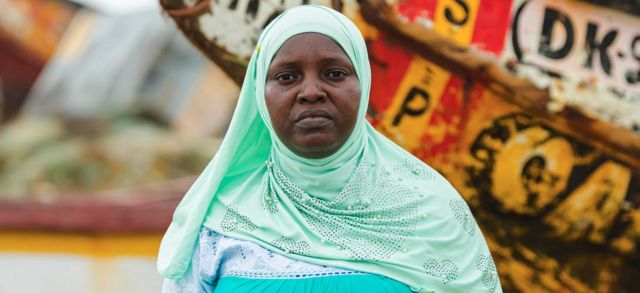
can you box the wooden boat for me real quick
[158,0,640,291]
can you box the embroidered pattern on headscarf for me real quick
[266,155,421,261]
[272,236,311,255]
[450,199,477,236]
[423,258,460,284]
[476,254,499,292]
[221,206,258,232]
[393,158,437,181]
[263,160,280,214]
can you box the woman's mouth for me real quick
[294,110,333,129]
[296,116,333,129]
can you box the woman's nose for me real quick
[296,77,327,104]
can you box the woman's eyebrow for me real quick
[319,56,352,66]
[269,57,352,72]
[269,60,299,70]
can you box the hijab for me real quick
[158,5,501,292]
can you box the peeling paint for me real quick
[197,0,333,60]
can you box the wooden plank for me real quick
[359,0,640,169]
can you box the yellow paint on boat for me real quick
[0,232,163,258]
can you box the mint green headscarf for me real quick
[158,5,501,292]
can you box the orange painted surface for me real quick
[0,232,163,258]
[360,1,640,291]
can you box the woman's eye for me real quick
[276,73,296,82]
[326,70,347,80]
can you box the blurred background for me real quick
[0,0,638,292]
[0,0,237,292]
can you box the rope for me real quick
[164,0,211,17]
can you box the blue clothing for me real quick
[214,275,411,292]
[162,227,411,292]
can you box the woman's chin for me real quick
[288,137,341,159]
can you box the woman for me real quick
[159,5,501,292]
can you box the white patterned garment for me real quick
[162,227,365,293]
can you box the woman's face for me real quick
[265,33,361,159]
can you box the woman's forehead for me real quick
[269,33,354,69]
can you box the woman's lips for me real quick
[295,116,333,129]
[294,110,333,129]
